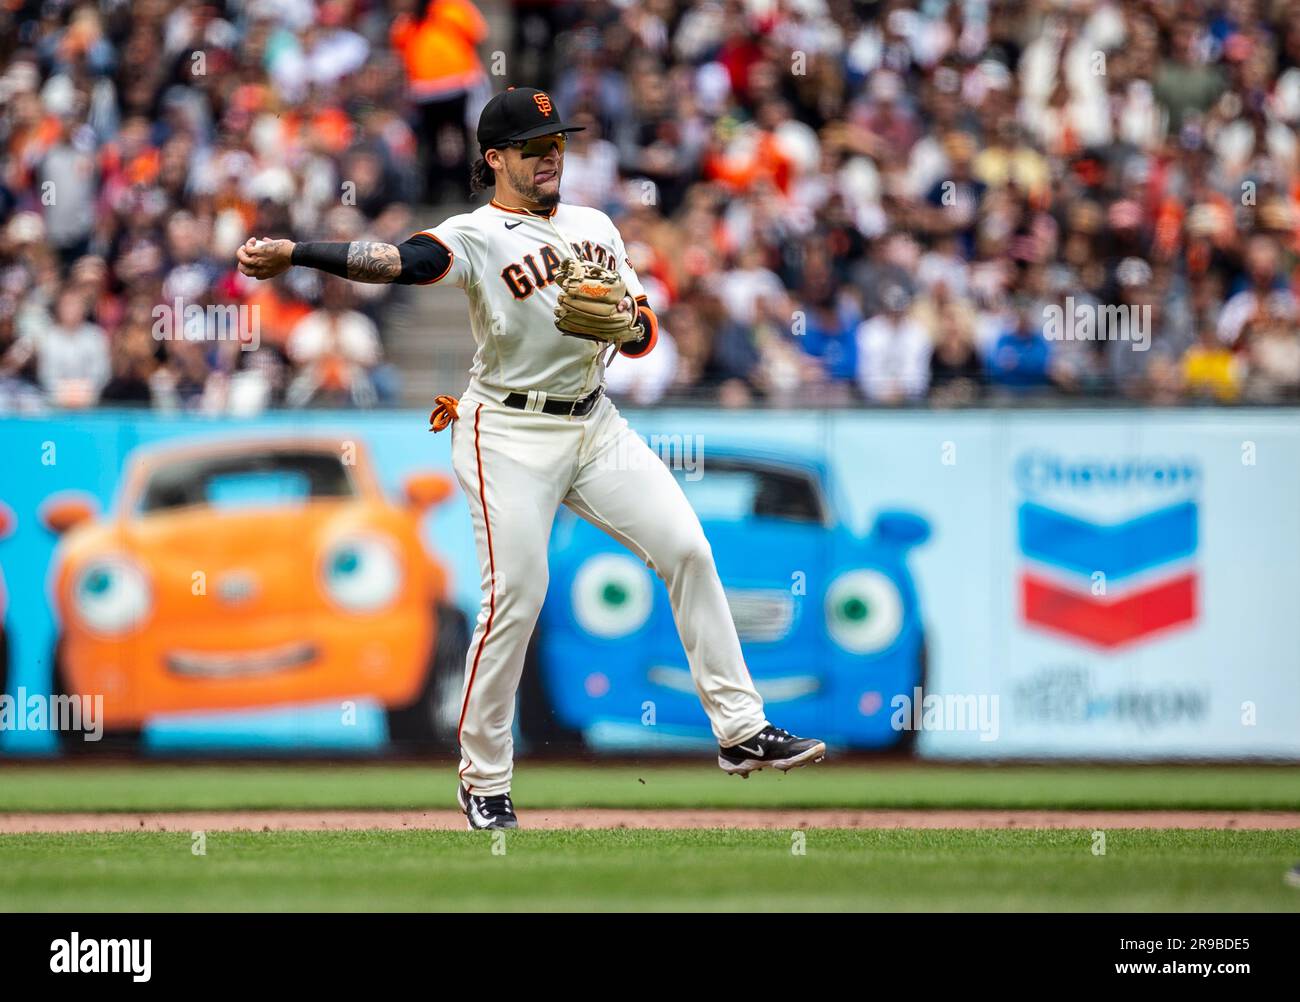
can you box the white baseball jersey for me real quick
[418,199,647,399]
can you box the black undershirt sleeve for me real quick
[395,233,453,285]
[289,235,452,285]
[290,241,349,278]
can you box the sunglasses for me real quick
[507,134,567,158]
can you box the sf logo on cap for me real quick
[533,93,553,116]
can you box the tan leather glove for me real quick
[552,258,641,345]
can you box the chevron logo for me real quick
[1016,460,1200,649]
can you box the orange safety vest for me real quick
[391,0,488,102]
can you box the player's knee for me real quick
[660,530,714,579]
[493,564,549,621]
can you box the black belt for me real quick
[502,385,604,417]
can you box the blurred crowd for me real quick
[0,0,436,412]
[3,0,1300,412]
[565,0,1300,406]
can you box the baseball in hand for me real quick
[237,237,294,280]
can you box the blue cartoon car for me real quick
[532,446,930,750]
[0,501,11,701]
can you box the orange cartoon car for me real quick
[43,436,468,750]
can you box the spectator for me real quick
[561,112,622,213]
[1104,258,1189,399]
[1242,304,1300,402]
[696,291,761,394]
[922,133,985,256]
[716,246,783,326]
[1183,325,1242,402]
[796,297,860,386]
[100,323,156,406]
[856,284,932,403]
[605,328,680,406]
[285,278,384,408]
[1218,236,1295,346]
[390,0,488,202]
[37,111,97,265]
[987,301,1053,394]
[793,238,860,386]
[929,306,984,406]
[1154,21,1225,135]
[35,286,111,407]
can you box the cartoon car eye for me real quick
[571,553,652,638]
[73,557,151,636]
[322,536,401,612]
[825,569,903,654]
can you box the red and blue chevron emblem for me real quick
[1018,501,1198,649]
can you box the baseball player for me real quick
[238,87,826,830]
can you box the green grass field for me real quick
[1,829,1297,912]
[0,761,1297,812]
[1,763,1297,911]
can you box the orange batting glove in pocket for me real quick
[429,394,460,432]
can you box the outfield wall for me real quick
[0,407,1296,759]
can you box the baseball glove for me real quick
[553,258,640,345]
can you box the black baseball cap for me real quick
[476,87,585,153]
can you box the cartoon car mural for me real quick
[42,436,468,750]
[0,501,12,700]
[534,446,931,750]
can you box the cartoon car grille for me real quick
[724,589,794,643]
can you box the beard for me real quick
[504,159,560,208]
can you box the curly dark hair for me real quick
[470,157,495,192]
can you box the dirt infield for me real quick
[2,808,1298,833]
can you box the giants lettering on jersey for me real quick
[501,241,618,300]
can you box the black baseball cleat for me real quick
[457,784,518,830]
[718,725,826,777]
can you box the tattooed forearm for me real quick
[346,241,401,283]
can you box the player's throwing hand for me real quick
[237,238,295,280]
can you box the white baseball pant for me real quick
[449,390,768,795]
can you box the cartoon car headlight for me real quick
[825,569,903,654]
[571,553,652,638]
[73,556,152,636]
[322,535,401,613]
